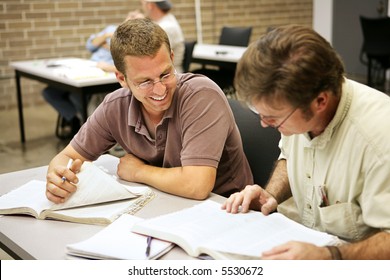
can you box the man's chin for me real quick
[280,130,294,137]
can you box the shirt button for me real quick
[158,134,162,140]
[306,174,311,179]
[306,203,312,209]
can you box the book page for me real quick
[0,160,153,221]
[202,211,339,258]
[47,58,98,68]
[53,67,110,80]
[66,214,174,259]
[133,200,254,257]
[47,58,114,80]
[132,200,226,256]
[0,180,54,216]
[132,200,339,259]
[50,161,145,211]
[48,188,155,225]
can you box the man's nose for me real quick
[152,80,166,94]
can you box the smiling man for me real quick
[45,18,252,202]
[222,24,390,259]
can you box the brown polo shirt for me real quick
[71,73,253,196]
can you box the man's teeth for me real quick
[151,94,166,101]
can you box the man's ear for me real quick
[146,2,154,11]
[314,91,330,113]
[115,71,128,88]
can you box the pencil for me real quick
[61,158,73,183]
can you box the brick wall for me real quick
[0,0,312,110]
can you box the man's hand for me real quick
[117,153,146,182]
[261,241,331,260]
[96,61,116,72]
[221,184,278,215]
[45,159,82,203]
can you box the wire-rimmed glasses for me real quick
[131,68,177,91]
[248,103,298,129]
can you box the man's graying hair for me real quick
[111,18,171,75]
[235,24,345,109]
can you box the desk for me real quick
[10,58,121,143]
[0,155,224,260]
[191,43,247,69]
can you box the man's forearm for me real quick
[122,163,216,200]
[339,231,390,259]
[264,159,292,204]
[91,33,109,47]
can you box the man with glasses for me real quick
[223,25,390,259]
[45,18,253,202]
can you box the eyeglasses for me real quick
[260,107,298,129]
[131,68,177,92]
[248,103,298,129]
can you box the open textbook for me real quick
[132,200,340,260]
[0,161,154,225]
[66,214,174,260]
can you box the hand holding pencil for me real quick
[45,157,83,204]
[61,158,73,183]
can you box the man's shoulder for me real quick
[103,88,132,104]
[158,13,183,31]
[175,74,231,115]
[347,79,390,118]
[179,72,217,84]
[178,73,224,94]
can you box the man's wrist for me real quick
[265,188,279,204]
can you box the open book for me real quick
[0,161,154,225]
[132,200,340,260]
[66,214,174,260]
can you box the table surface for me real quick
[0,155,225,260]
[10,57,118,88]
[192,43,247,63]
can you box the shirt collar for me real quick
[303,78,352,148]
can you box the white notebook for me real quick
[66,214,174,260]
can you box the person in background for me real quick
[45,18,252,203]
[140,0,185,73]
[42,11,144,139]
[222,24,390,259]
[86,10,144,73]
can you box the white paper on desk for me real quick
[66,214,174,260]
[47,58,97,68]
[48,58,111,80]
[53,67,108,80]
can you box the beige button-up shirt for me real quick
[279,78,390,241]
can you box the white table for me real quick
[0,155,224,260]
[10,58,120,143]
[191,44,248,89]
[192,43,247,64]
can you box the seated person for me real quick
[223,24,390,260]
[141,0,185,72]
[45,18,253,202]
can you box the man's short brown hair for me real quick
[111,18,171,75]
